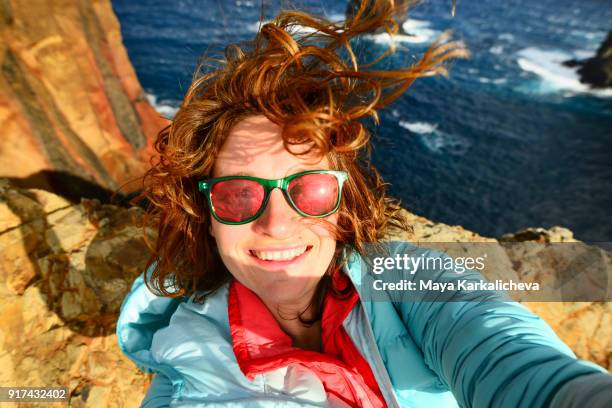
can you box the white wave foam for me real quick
[324,13,345,22]
[570,30,600,41]
[477,77,507,85]
[573,50,594,59]
[248,17,437,43]
[419,132,470,155]
[399,120,437,134]
[247,18,345,36]
[498,33,515,42]
[146,92,179,119]
[247,20,270,33]
[516,47,612,98]
[247,12,345,35]
[364,18,438,45]
[402,18,434,33]
[546,15,565,24]
[399,120,470,155]
[489,45,504,55]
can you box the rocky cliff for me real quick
[0,180,153,407]
[0,0,169,200]
[0,180,609,406]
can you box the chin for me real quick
[258,277,320,304]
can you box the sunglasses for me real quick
[198,170,348,225]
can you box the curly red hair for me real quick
[130,0,468,311]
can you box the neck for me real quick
[263,298,323,352]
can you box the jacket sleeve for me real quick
[550,372,612,407]
[141,373,173,408]
[383,242,610,408]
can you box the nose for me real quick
[252,188,300,239]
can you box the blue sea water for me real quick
[112,0,612,241]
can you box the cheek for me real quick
[210,220,244,256]
[307,214,338,262]
[306,213,338,241]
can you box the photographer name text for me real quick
[373,279,540,292]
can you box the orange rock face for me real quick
[0,0,169,196]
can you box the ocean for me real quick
[111,0,612,241]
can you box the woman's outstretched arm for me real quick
[382,241,610,407]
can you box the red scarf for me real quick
[228,273,387,408]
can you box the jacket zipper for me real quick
[353,298,402,408]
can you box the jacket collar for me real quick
[228,271,359,380]
[116,245,364,375]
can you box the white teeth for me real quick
[253,246,308,261]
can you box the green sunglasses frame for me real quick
[198,170,348,225]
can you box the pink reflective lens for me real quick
[288,173,339,216]
[210,179,265,222]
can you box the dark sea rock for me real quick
[564,31,612,89]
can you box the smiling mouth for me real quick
[249,245,313,261]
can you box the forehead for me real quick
[212,115,329,178]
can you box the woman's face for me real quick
[210,115,338,309]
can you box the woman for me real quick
[116,1,611,407]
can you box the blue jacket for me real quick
[117,241,611,407]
